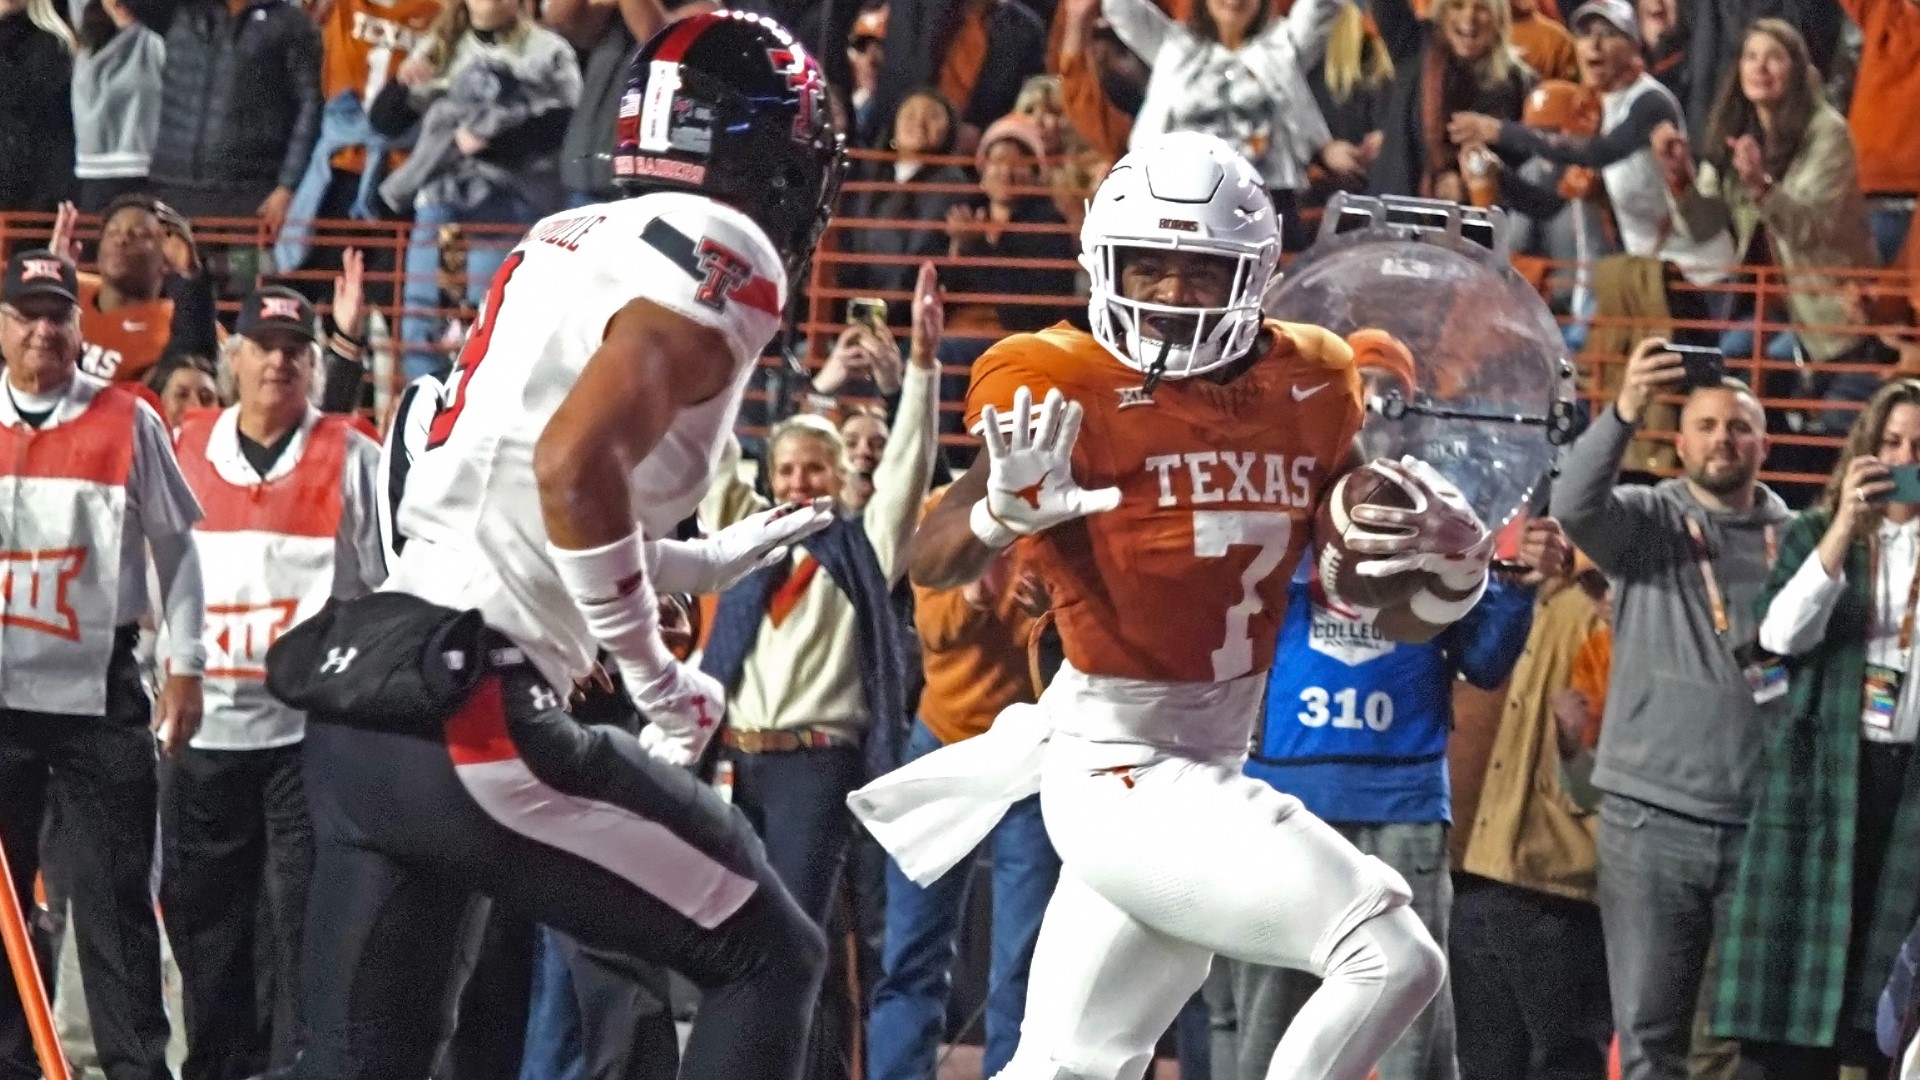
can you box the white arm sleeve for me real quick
[862,363,940,586]
[1758,549,1847,657]
[1101,0,1177,70]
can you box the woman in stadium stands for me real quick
[1368,0,1535,207]
[1101,0,1343,247]
[1652,19,1878,395]
[842,87,974,313]
[379,0,581,380]
[1732,377,1920,1080]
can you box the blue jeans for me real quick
[1595,794,1746,1080]
[400,191,539,381]
[521,927,586,1080]
[274,90,408,271]
[866,720,1061,1080]
[1868,202,1913,267]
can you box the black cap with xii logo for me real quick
[237,285,320,344]
[2,249,80,307]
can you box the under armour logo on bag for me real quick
[319,647,357,675]
[529,685,560,712]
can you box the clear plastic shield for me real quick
[1265,195,1576,533]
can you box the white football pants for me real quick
[991,736,1445,1080]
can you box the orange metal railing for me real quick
[4,172,1913,490]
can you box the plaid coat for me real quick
[1709,510,1920,1046]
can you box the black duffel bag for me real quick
[266,592,490,731]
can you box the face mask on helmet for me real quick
[1087,243,1269,381]
[1078,134,1280,382]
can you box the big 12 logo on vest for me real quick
[206,599,299,678]
[0,548,88,641]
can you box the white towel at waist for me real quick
[847,662,1262,885]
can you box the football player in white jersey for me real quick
[271,13,847,1080]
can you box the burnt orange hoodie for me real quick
[1845,0,1920,195]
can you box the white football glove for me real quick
[970,386,1121,547]
[628,662,727,768]
[647,498,836,595]
[1348,457,1494,588]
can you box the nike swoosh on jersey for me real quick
[1291,383,1329,401]
[639,218,780,316]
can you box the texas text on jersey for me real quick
[384,190,786,689]
[963,319,1365,684]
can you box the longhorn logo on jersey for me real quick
[0,548,88,641]
[206,599,300,679]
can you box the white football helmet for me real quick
[1081,131,1281,381]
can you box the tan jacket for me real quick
[1668,106,1878,360]
[1457,582,1605,902]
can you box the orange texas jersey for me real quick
[965,321,1364,685]
[77,274,174,383]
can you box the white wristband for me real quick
[1434,555,1490,593]
[969,498,1018,549]
[548,533,676,684]
[1408,574,1489,625]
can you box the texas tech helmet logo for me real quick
[766,46,824,140]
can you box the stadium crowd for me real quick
[1,0,1919,1077]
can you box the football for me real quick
[1315,464,1431,611]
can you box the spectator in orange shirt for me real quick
[1840,0,1920,264]
[1508,0,1579,79]
[51,195,219,385]
[1052,0,1145,162]
[865,525,1059,1080]
[273,0,445,282]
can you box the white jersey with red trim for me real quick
[385,191,788,688]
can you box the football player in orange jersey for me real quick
[849,131,1496,1080]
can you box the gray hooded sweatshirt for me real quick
[1550,406,1792,824]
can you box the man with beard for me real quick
[1551,336,1792,1080]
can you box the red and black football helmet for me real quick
[613,11,845,279]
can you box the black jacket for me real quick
[1366,0,1531,199]
[863,0,1046,146]
[0,14,76,212]
[134,0,322,192]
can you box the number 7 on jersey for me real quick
[1193,510,1293,681]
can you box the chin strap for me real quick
[1141,335,1173,396]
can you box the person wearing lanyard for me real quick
[1550,336,1793,1080]
[1722,378,1920,1079]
